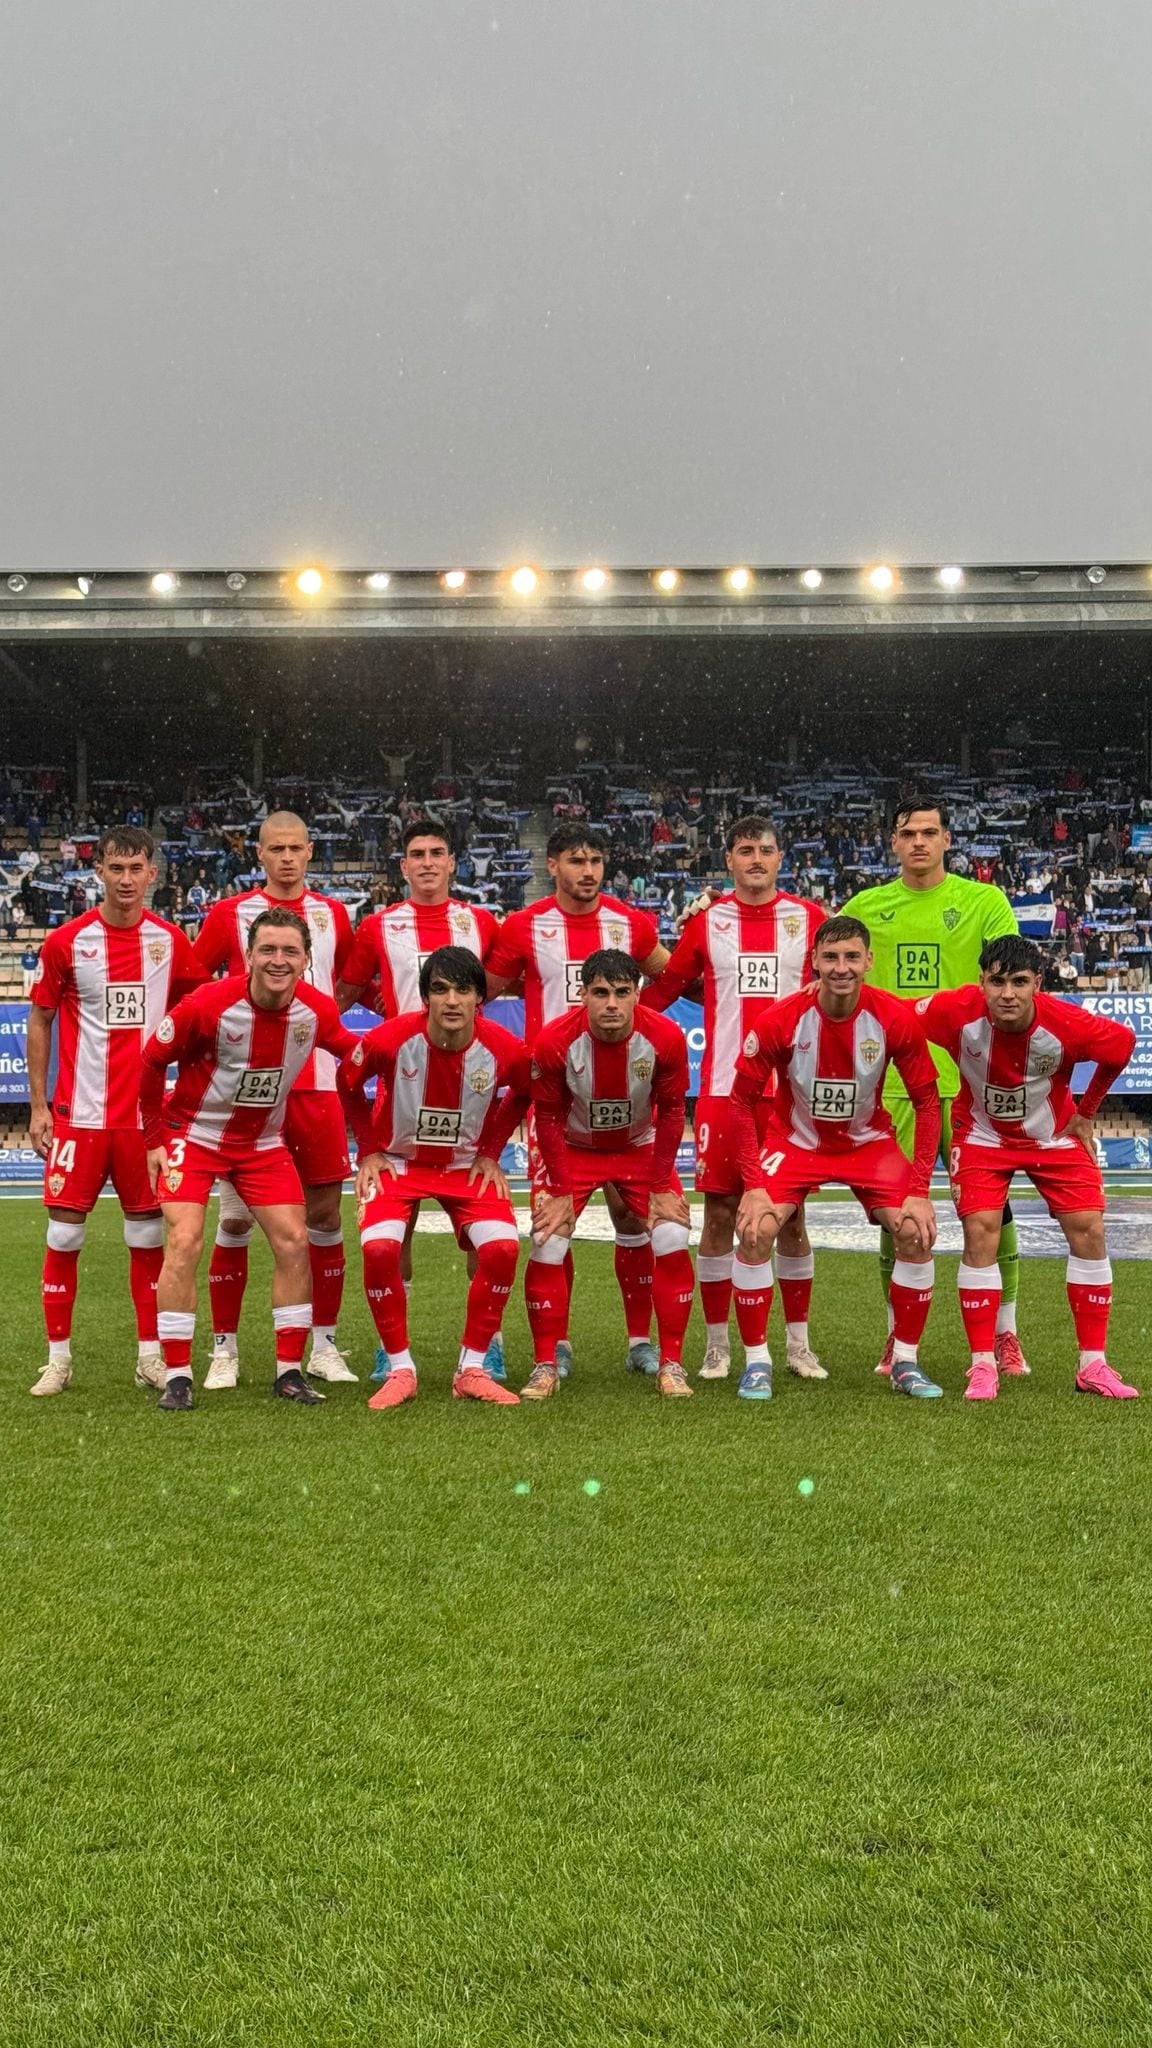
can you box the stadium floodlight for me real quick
[443,570,467,590]
[6,574,27,593]
[937,565,964,589]
[225,571,247,591]
[580,567,609,593]
[76,576,91,595]
[509,566,538,595]
[295,567,324,596]
[867,564,895,592]
[654,568,680,592]
[365,572,391,591]
[1086,565,1107,585]
[800,568,823,590]
[150,572,179,595]
[725,566,752,593]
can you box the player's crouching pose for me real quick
[731,917,942,1399]
[338,947,528,1410]
[918,935,1138,1400]
[139,907,359,1410]
[522,950,695,1400]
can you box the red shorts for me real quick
[694,1092,773,1196]
[283,1089,350,1187]
[358,1163,517,1245]
[949,1136,1105,1219]
[156,1134,305,1209]
[760,1133,913,1220]
[532,1142,681,1224]
[43,1119,156,1216]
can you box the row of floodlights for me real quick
[1,564,1119,600]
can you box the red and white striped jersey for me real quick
[341,897,500,1016]
[642,890,823,1093]
[339,1012,530,1173]
[486,894,661,1044]
[32,908,204,1130]
[192,888,354,1093]
[530,1004,689,1153]
[918,985,1136,1150]
[140,975,358,1156]
[732,983,940,1189]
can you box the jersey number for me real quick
[758,1149,786,1177]
[48,1137,77,1173]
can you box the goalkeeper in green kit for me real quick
[841,797,1024,1378]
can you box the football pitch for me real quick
[3,1199,1152,2048]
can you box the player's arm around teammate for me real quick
[919,938,1138,1401]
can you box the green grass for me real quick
[3,1199,1152,2047]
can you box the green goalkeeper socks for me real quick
[998,1213,1020,1305]
[878,1228,896,1304]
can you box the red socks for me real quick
[890,1259,935,1361]
[461,1237,519,1353]
[614,1234,654,1341]
[273,1304,312,1372]
[526,1248,571,1365]
[363,1237,410,1354]
[308,1228,345,1334]
[732,1255,774,1354]
[1066,1255,1112,1358]
[209,1239,249,1340]
[651,1247,695,1365]
[958,1262,1000,1360]
[41,1246,80,1342]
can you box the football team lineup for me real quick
[26,801,1142,1410]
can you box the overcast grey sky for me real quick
[2,1,1150,570]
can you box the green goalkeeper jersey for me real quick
[839,871,1018,1098]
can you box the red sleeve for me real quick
[638,917,706,1013]
[170,926,209,1001]
[914,986,971,1056]
[336,1025,389,1154]
[802,902,824,983]
[629,906,661,962]
[529,1033,573,1193]
[314,991,360,1064]
[481,1044,533,1160]
[728,1010,783,1190]
[650,1025,689,1182]
[1068,1006,1137,1116]
[889,1011,941,1197]
[486,912,530,984]
[30,929,69,1011]
[331,900,355,981]
[340,914,380,995]
[191,900,235,975]
[139,990,204,1146]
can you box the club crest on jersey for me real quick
[743,1030,759,1058]
[157,1015,175,1044]
[48,1172,65,1196]
[1033,1053,1059,1077]
[351,1040,365,1065]
[452,911,472,935]
[943,907,961,930]
[292,1020,312,1047]
[469,1068,493,1094]
[147,939,168,965]
[631,1056,653,1082]
[164,1167,183,1192]
[607,922,626,946]
[312,906,329,932]
[860,1037,881,1066]
[782,914,803,940]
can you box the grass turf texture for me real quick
[3,1199,1152,2048]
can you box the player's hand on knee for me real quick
[735,1187,779,1257]
[532,1192,575,1245]
[30,1107,54,1159]
[355,1151,395,1202]
[468,1153,511,1200]
[146,1146,168,1197]
[893,1196,937,1255]
[648,1187,690,1232]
